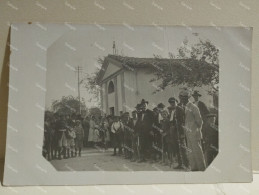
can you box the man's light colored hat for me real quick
[179,88,191,97]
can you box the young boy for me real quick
[111,116,124,156]
[74,120,84,157]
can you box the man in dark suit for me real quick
[192,90,209,120]
[168,97,179,167]
[152,106,162,162]
[152,103,165,162]
[138,99,154,162]
[130,110,139,162]
[192,90,210,159]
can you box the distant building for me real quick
[97,55,216,116]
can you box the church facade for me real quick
[97,55,215,116]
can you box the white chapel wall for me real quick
[102,62,120,80]
[123,70,138,112]
[117,74,123,113]
[101,83,106,114]
[124,68,214,112]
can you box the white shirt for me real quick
[158,113,163,123]
[169,109,176,121]
[113,122,121,130]
[111,122,123,133]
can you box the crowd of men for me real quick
[43,88,218,171]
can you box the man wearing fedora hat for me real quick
[138,99,154,162]
[192,90,210,158]
[152,103,166,162]
[192,90,209,121]
[168,96,189,169]
[133,103,144,161]
[131,110,140,162]
[168,97,180,167]
[180,88,206,171]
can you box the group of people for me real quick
[43,110,114,160]
[43,88,218,171]
[108,89,218,171]
[43,113,85,160]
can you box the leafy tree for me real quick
[82,57,103,107]
[89,107,102,118]
[51,95,88,116]
[151,38,219,95]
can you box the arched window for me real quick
[108,81,114,94]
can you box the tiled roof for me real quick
[106,54,190,69]
[97,54,205,84]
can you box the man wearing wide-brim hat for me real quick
[192,90,210,164]
[135,103,142,114]
[180,88,206,171]
[192,90,210,121]
[152,103,166,162]
[157,102,165,124]
[157,102,165,110]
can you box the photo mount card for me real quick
[3,23,252,185]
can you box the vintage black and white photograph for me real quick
[42,25,219,172]
[3,23,252,185]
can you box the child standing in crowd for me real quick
[88,116,96,147]
[66,124,76,158]
[111,116,124,156]
[93,117,101,147]
[66,115,76,158]
[160,110,171,165]
[56,114,68,160]
[102,117,110,150]
[74,120,84,157]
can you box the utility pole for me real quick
[75,66,83,114]
[113,41,116,55]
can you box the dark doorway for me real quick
[109,107,115,116]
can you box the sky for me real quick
[45,25,252,109]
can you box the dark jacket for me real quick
[161,119,171,143]
[152,113,161,136]
[55,120,67,139]
[123,118,134,140]
[195,101,209,120]
[82,120,90,131]
[138,109,154,136]
[173,105,185,136]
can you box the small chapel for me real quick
[97,54,216,116]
